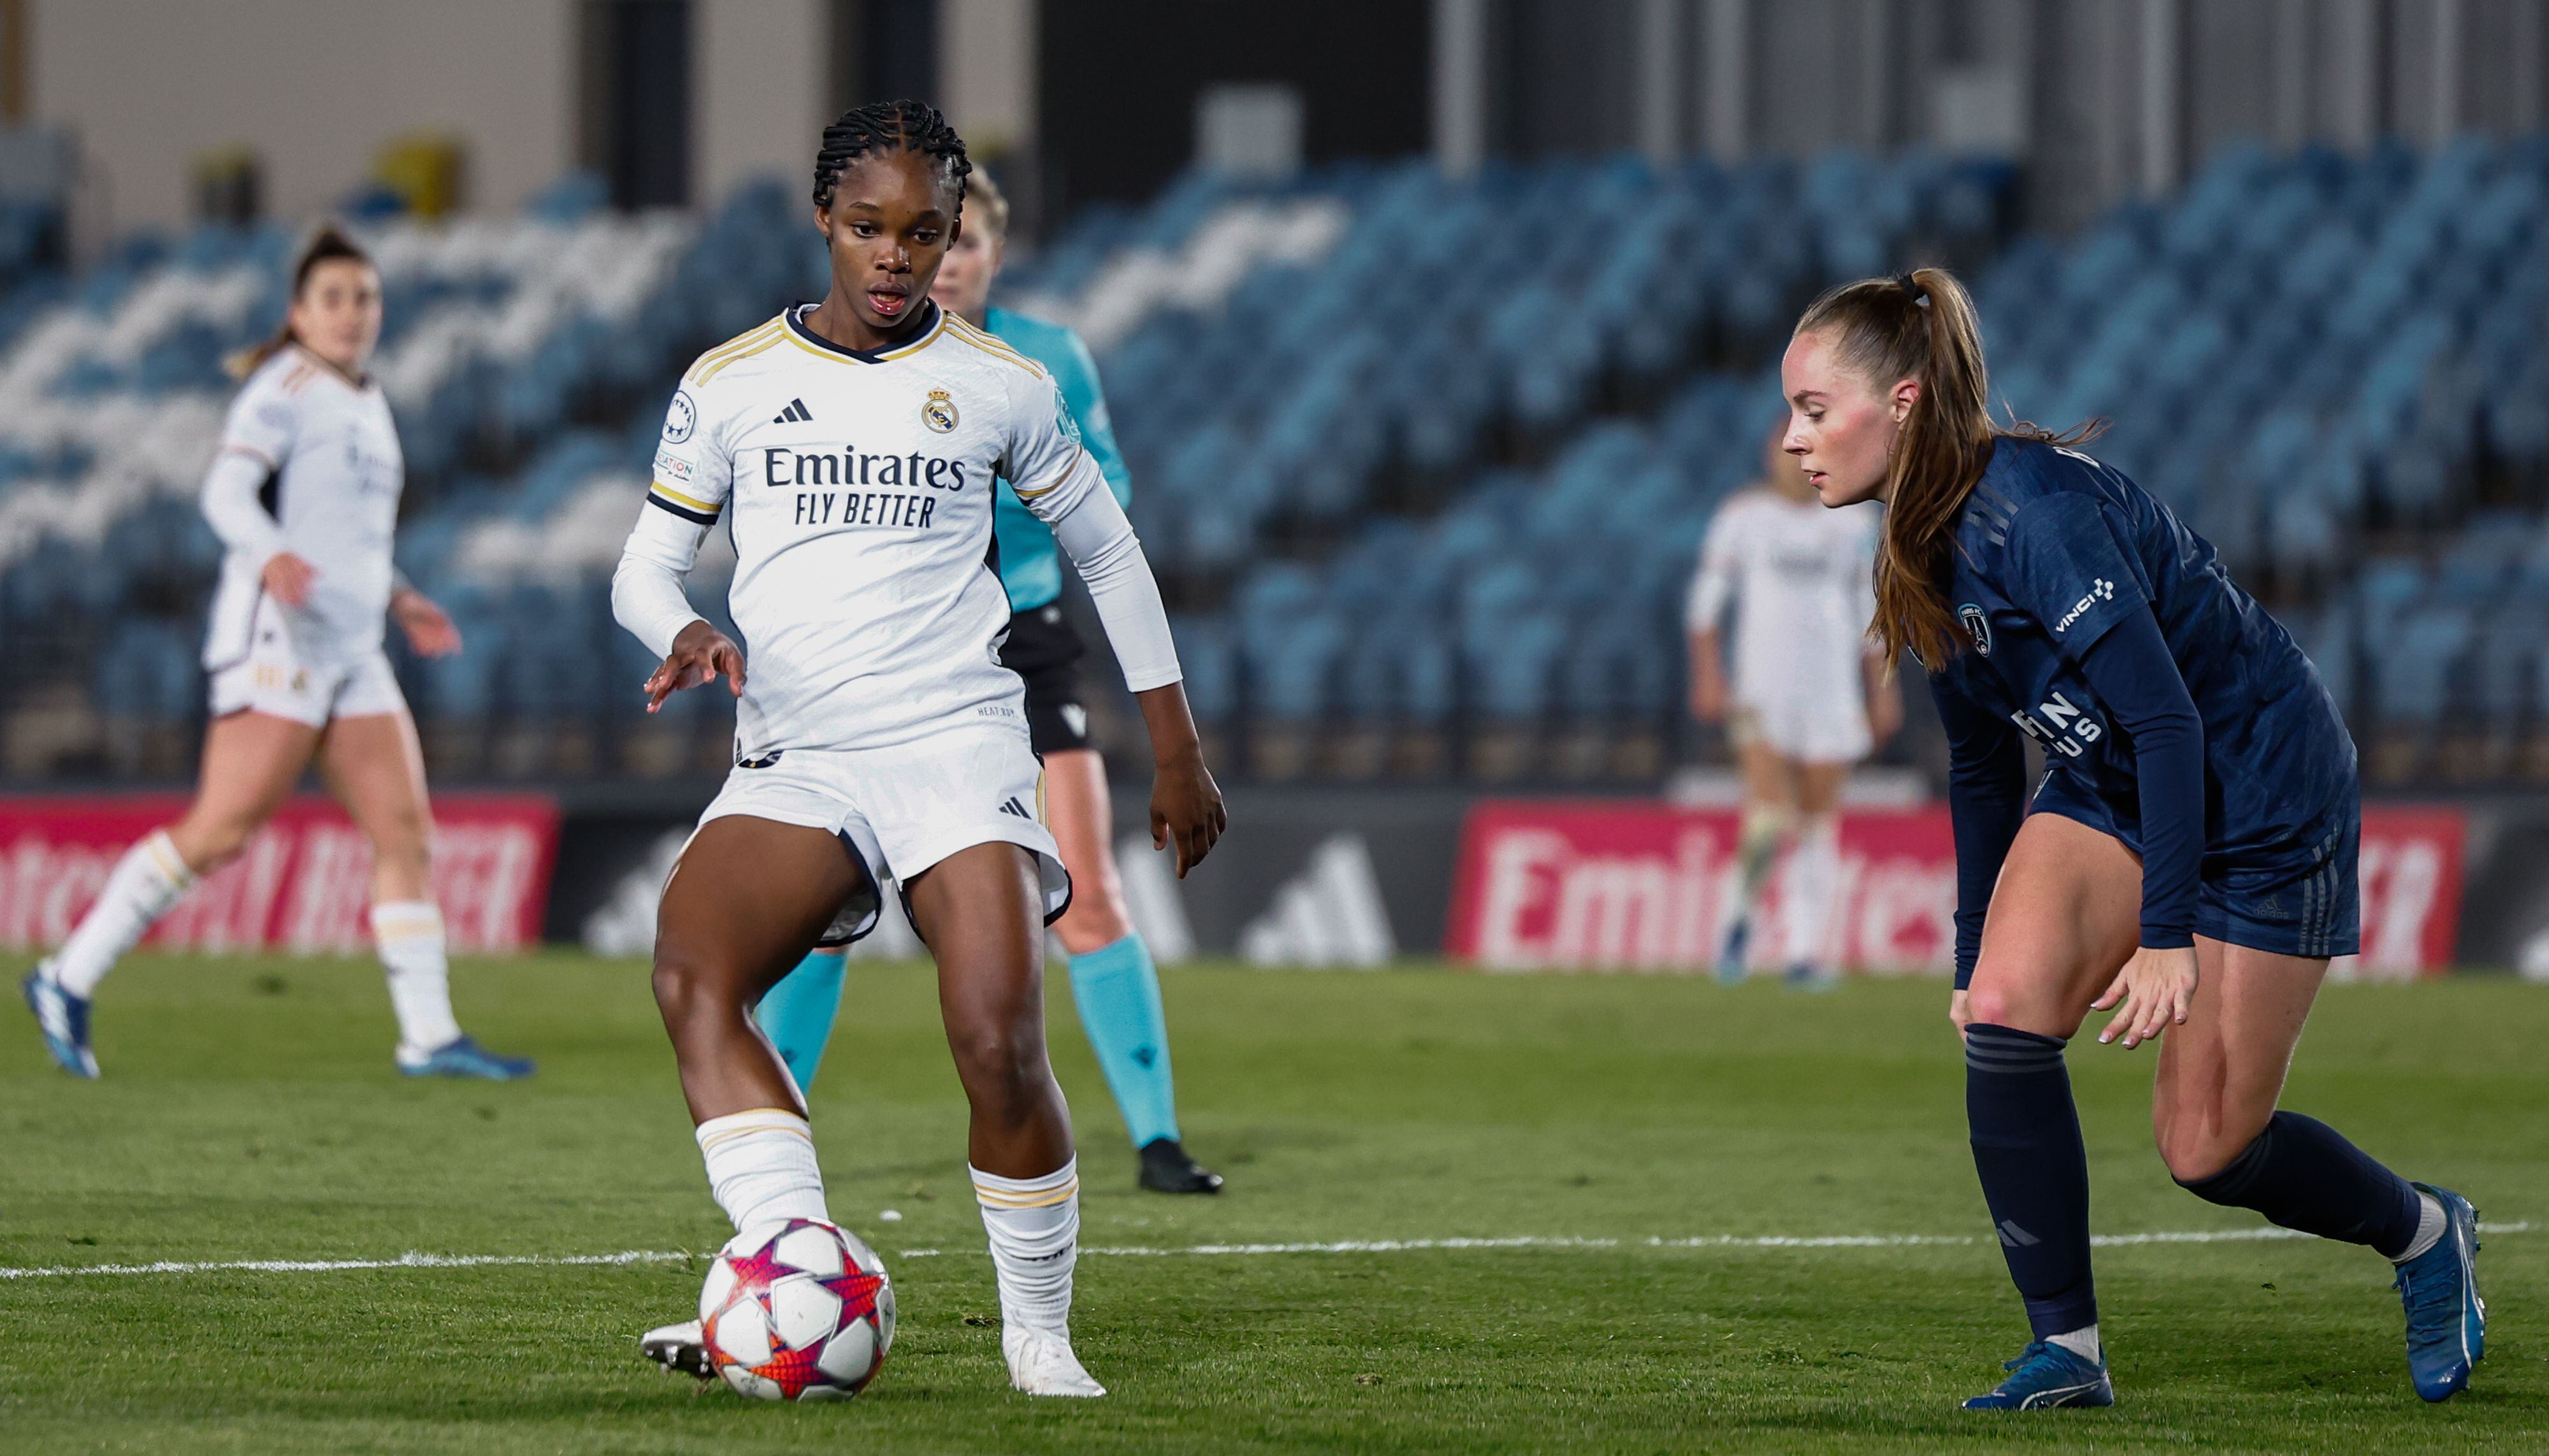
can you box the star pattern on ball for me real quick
[705,1220,892,1399]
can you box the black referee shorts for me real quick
[1000,603,1094,756]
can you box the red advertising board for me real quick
[0,795,560,955]
[1447,802,2467,978]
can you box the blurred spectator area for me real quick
[5,137,2549,791]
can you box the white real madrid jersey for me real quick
[1686,491,1879,712]
[633,301,1109,754]
[203,347,405,667]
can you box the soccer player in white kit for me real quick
[1687,426,1902,987]
[20,226,533,1081]
[616,102,1223,1399]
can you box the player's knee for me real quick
[2155,1113,2256,1186]
[174,815,256,872]
[947,1023,1048,1118]
[1960,983,2024,1030]
[648,946,730,1029]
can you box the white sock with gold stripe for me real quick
[50,830,196,997]
[972,1157,1080,1335]
[697,1109,830,1234]
[372,902,463,1056]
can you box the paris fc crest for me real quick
[1959,603,1992,656]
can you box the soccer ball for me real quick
[698,1218,895,1400]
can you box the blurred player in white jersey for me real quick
[618,101,1222,1398]
[22,226,532,1081]
[1687,426,1901,987]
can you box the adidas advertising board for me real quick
[537,789,2474,971]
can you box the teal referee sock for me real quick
[755,949,846,1095]
[1065,933,1180,1148]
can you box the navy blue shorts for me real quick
[2028,775,2360,960]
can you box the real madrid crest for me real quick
[1958,603,1992,656]
[921,388,959,433]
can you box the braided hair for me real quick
[812,99,972,217]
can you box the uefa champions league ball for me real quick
[698,1218,895,1400]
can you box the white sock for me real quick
[373,902,463,1055]
[2047,1323,2101,1364]
[2392,1190,2447,1264]
[973,1158,1080,1336]
[1780,814,1841,967]
[50,830,196,997]
[697,1109,831,1234]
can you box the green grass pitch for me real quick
[1,954,2543,1453]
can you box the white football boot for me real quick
[639,1318,712,1378]
[1003,1325,1106,1397]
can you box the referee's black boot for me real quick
[1138,1137,1224,1194]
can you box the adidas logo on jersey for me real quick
[997,797,1034,820]
[772,398,813,424]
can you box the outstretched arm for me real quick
[1046,482,1225,876]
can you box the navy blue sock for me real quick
[2176,1110,2424,1258]
[1965,1023,2098,1339]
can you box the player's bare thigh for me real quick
[654,815,870,1122]
[166,710,322,871]
[318,710,434,902]
[1963,812,2143,1039]
[2151,939,2329,1180]
[1043,748,1131,953]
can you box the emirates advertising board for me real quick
[1447,802,2468,979]
[0,795,560,955]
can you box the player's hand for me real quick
[391,589,463,658]
[645,619,746,712]
[1149,742,1225,879]
[261,551,318,609]
[2091,944,2198,1049]
[1949,988,1970,1039]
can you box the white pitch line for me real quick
[0,1250,692,1281]
[2,1223,2528,1281]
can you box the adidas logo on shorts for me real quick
[997,797,1033,820]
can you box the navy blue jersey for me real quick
[1932,438,2355,863]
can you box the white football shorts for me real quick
[694,723,1071,946]
[1730,689,1871,765]
[207,626,406,729]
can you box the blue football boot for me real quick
[398,1034,536,1081]
[2394,1183,2485,1402]
[1962,1339,2114,1410]
[23,965,97,1079]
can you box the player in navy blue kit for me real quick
[1781,269,2484,1409]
